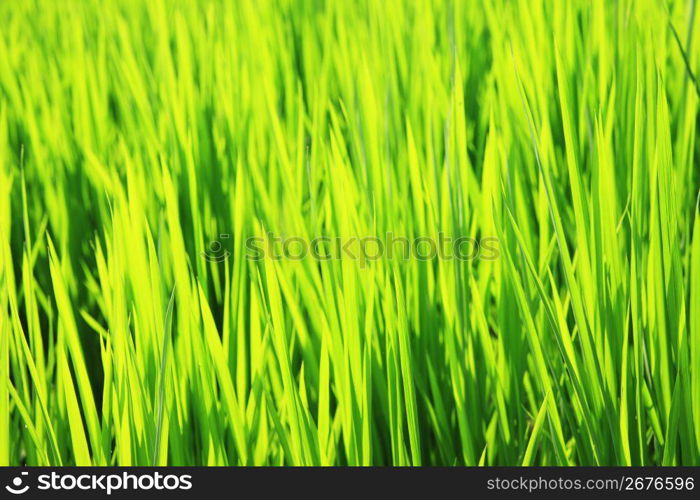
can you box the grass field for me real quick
[1,0,700,466]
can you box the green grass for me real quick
[1,0,699,466]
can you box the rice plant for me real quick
[0,0,699,466]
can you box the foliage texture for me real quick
[1,0,700,465]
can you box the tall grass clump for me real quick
[1,0,699,466]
